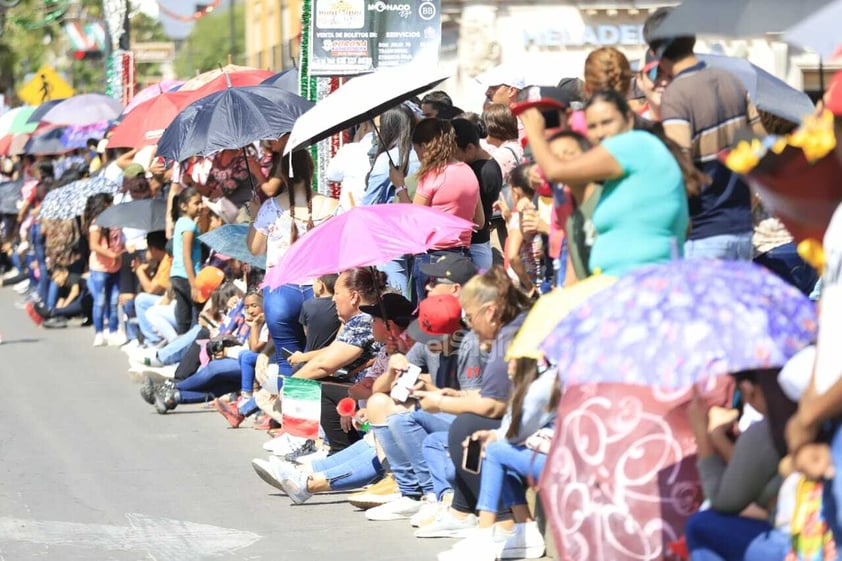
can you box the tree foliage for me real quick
[174,2,244,78]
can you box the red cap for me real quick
[418,294,462,335]
[827,70,842,116]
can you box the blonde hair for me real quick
[584,47,633,98]
[412,119,457,183]
[460,266,531,328]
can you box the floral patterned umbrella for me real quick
[541,259,818,389]
[39,176,121,220]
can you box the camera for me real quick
[207,339,226,356]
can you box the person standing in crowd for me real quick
[248,150,338,375]
[644,8,766,260]
[84,193,125,347]
[452,118,502,272]
[476,64,525,112]
[390,118,483,302]
[421,91,455,119]
[170,187,204,335]
[483,104,523,186]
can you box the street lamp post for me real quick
[229,0,235,63]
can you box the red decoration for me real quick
[336,397,356,417]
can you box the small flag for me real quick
[281,378,321,440]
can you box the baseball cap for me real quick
[123,163,145,179]
[419,254,477,285]
[406,294,463,344]
[359,293,416,328]
[195,266,225,303]
[476,64,526,90]
[511,86,572,117]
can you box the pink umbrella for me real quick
[263,204,474,288]
[123,80,185,115]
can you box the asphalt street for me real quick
[0,288,452,561]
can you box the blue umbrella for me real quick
[784,0,842,58]
[541,260,817,389]
[0,179,23,214]
[698,54,816,124]
[261,69,298,94]
[24,126,69,155]
[26,99,66,124]
[156,84,314,162]
[39,176,121,220]
[199,224,267,270]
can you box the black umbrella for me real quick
[261,70,299,94]
[95,198,167,232]
[649,0,835,40]
[0,179,23,214]
[156,84,314,163]
[24,127,68,156]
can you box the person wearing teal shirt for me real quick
[518,89,705,277]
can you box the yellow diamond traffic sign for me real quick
[17,65,75,105]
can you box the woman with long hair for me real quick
[391,118,484,302]
[520,89,705,277]
[247,150,338,376]
[84,192,125,346]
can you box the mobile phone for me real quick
[280,347,294,359]
[390,364,421,402]
[462,439,483,475]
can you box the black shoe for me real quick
[153,380,179,414]
[283,439,318,463]
[43,317,68,329]
[139,375,157,405]
[33,302,51,319]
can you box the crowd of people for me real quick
[2,6,841,561]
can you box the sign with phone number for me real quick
[310,0,441,75]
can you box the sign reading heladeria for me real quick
[310,0,441,75]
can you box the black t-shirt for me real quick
[469,158,503,245]
[58,273,85,300]
[299,297,341,352]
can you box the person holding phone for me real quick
[437,358,559,561]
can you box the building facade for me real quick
[244,0,838,108]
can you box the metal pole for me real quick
[229,0,235,63]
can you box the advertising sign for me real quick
[310,0,441,75]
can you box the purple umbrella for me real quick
[541,259,818,389]
[40,94,122,126]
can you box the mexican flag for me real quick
[281,378,321,440]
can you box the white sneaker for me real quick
[414,510,479,538]
[437,536,499,561]
[107,331,128,347]
[120,339,141,354]
[365,496,424,521]
[92,333,107,347]
[1,268,20,280]
[277,466,313,504]
[251,456,298,492]
[499,521,545,559]
[128,352,162,368]
[294,447,328,469]
[13,279,30,294]
[410,495,441,527]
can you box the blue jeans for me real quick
[135,292,165,344]
[46,280,60,311]
[685,509,790,561]
[158,325,203,365]
[422,431,454,500]
[32,223,49,303]
[476,441,546,513]
[377,257,411,300]
[176,357,242,403]
[382,410,455,496]
[122,298,138,341]
[263,284,312,375]
[88,270,120,334]
[824,422,842,552]
[685,232,753,260]
[470,242,492,272]
[310,438,384,491]
[755,242,819,297]
[239,350,259,393]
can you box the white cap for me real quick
[476,64,526,90]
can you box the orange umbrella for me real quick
[179,65,273,91]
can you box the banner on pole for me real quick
[309,0,441,75]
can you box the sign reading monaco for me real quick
[310,0,441,75]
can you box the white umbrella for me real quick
[40,94,123,126]
[284,63,450,155]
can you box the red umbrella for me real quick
[539,379,733,561]
[0,134,13,156]
[179,67,273,92]
[108,91,197,148]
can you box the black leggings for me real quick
[320,380,362,454]
[448,413,502,514]
[171,276,198,335]
[173,327,210,381]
